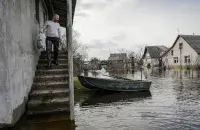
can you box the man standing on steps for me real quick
[42,14,62,67]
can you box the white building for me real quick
[142,46,168,68]
[162,35,200,69]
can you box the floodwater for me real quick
[75,69,200,130]
[6,69,200,130]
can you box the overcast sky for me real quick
[73,0,200,60]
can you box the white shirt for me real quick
[42,21,61,39]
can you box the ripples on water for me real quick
[75,69,200,130]
[8,69,200,130]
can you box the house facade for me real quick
[162,35,200,69]
[0,0,76,127]
[107,53,128,72]
[142,46,168,68]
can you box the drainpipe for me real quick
[180,48,182,69]
[66,0,74,121]
[179,44,182,69]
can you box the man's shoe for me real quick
[55,61,59,65]
[53,60,59,65]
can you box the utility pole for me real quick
[131,56,135,73]
[179,43,183,69]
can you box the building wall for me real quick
[162,37,198,68]
[143,52,159,67]
[108,60,127,72]
[0,0,48,127]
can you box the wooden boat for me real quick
[78,76,151,92]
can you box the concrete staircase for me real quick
[27,51,70,117]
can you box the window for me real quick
[35,0,40,23]
[184,56,190,63]
[174,57,178,63]
[171,50,174,56]
[179,43,183,49]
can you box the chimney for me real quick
[177,28,179,35]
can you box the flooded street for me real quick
[75,69,200,130]
[6,69,200,130]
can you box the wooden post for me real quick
[131,56,135,71]
[141,67,142,80]
[66,0,74,121]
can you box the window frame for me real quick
[179,42,183,49]
[173,57,178,64]
[184,56,190,64]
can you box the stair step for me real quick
[30,88,69,100]
[26,114,71,123]
[41,51,67,55]
[27,107,70,116]
[37,64,68,69]
[38,59,68,64]
[36,69,68,75]
[40,54,68,59]
[28,97,69,108]
[33,81,68,90]
[34,74,68,82]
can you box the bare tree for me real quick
[117,48,136,71]
[61,30,88,75]
[89,57,100,70]
[117,45,146,68]
[61,30,88,60]
[118,48,135,59]
[134,44,146,65]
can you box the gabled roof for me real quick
[182,35,200,54]
[108,53,127,61]
[143,46,168,58]
[162,35,200,56]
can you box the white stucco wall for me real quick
[0,0,9,125]
[162,36,198,68]
[0,0,48,127]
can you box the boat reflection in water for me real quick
[81,91,151,107]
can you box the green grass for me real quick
[74,77,86,91]
[170,65,196,70]
[170,65,183,69]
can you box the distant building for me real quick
[100,60,108,70]
[89,58,100,70]
[142,46,168,68]
[108,53,128,71]
[82,61,90,70]
[162,35,200,69]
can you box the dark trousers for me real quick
[46,37,60,62]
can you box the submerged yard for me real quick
[5,69,200,130]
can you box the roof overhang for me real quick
[142,47,147,59]
[50,0,77,27]
[161,35,180,57]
